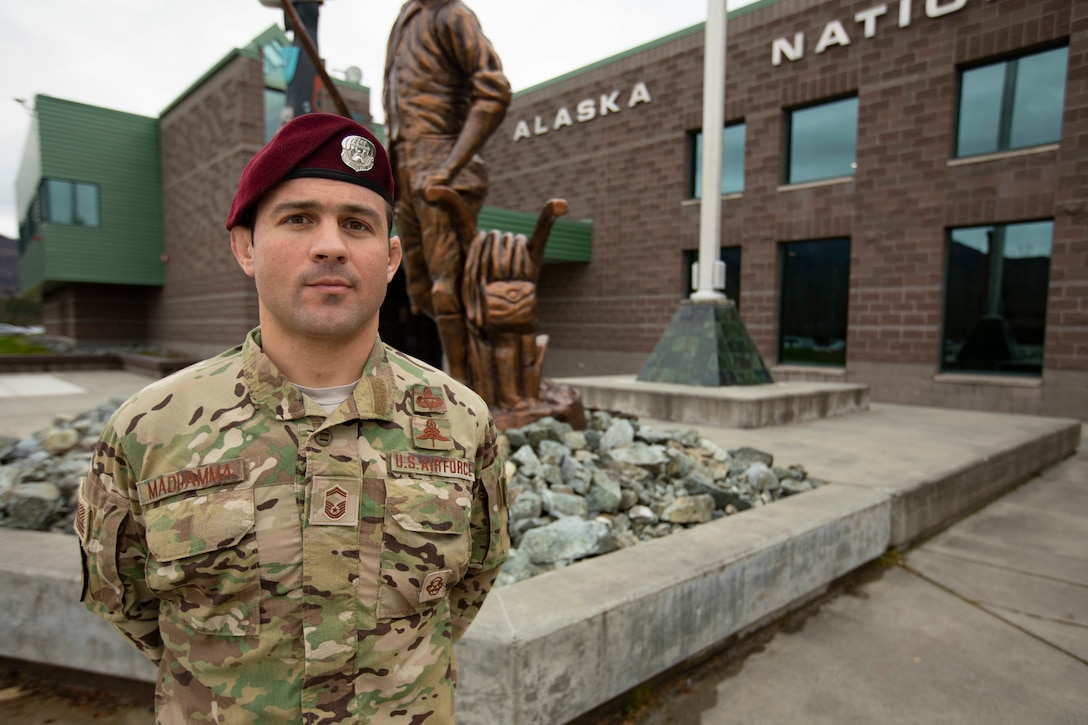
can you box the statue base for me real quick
[492,378,586,431]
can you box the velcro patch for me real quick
[309,477,361,527]
[412,417,454,450]
[74,489,88,541]
[388,451,474,482]
[137,459,245,505]
[411,385,447,415]
[420,569,453,603]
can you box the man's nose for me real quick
[310,221,348,262]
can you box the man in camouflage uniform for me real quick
[76,113,508,723]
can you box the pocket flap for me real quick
[146,488,254,562]
[388,480,469,535]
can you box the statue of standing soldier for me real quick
[384,0,584,428]
[383,0,511,384]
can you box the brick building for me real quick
[13,0,1087,419]
[480,0,1088,419]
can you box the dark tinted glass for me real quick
[942,221,1052,375]
[779,238,851,366]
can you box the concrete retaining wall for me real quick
[456,484,889,724]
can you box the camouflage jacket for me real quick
[77,329,508,723]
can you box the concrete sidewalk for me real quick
[0,370,153,438]
[619,424,1088,724]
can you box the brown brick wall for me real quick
[483,0,1088,418]
[152,55,264,357]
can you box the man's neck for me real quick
[259,326,377,388]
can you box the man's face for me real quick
[230,177,401,346]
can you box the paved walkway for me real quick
[0,371,152,438]
[624,425,1088,724]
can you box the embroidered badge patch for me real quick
[387,451,475,482]
[411,385,447,415]
[309,477,360,527]
[137,459,246,505]
[412,417,454,450]
[419,569,453,603]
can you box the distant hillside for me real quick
[0,235,18,297]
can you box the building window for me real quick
[786,96,858,184]
[942,221,1052,375]
[40,179,99,227]
[690,123,746,198]
[955,46,1068,158]
[779,238,850,366]
[683,247,741,306]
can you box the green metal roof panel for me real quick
[33,95,163,286]
[476,206,592,263]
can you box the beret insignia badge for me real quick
[341,135,376,172]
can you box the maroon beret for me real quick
[225,113,394,230]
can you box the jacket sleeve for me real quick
[76,431,163,663]
[448,416,508,641]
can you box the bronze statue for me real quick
[383,1,584,428]
[383,0,511,383]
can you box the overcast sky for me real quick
[1,0,760,239]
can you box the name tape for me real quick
[137,459,246,505]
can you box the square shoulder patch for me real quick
[411,385,447,415]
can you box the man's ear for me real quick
[387,235,403,283]
[230,227,256,278]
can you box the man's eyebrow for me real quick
[269,199,384,223]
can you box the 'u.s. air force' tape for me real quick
[387,451,474,481]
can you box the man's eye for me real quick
[284,214,308,225]
[345,220,369,232]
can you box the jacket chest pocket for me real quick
[376,478,472,620]
[144,487,260,637]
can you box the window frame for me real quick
[939,219,1053,376]
[953,44,1069,159]
[39,178,100,228]
[784,95,859,185]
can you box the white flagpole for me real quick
[691,0,728,302]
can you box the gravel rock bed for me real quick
[495,411,826,586]
[0,404,825,587]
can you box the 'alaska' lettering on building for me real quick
[512,82,653,142]
[771,0,995,66]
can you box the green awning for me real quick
[476,206,592,263]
